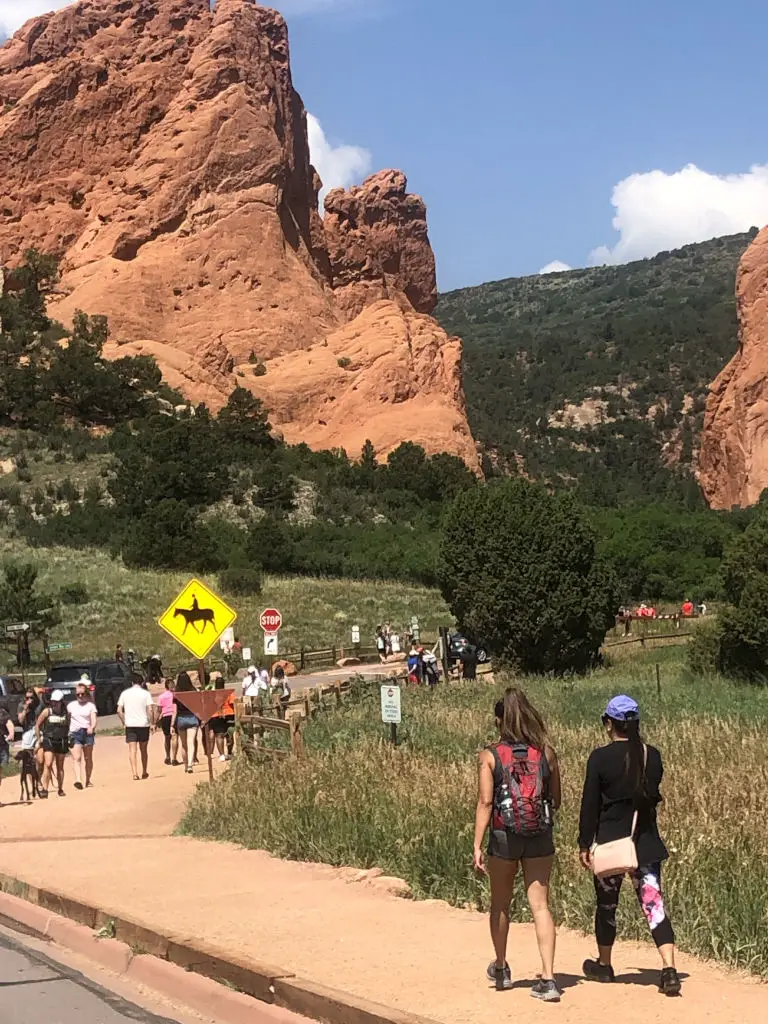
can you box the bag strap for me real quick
[630,745,649,839]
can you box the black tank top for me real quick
[44,709,68,742]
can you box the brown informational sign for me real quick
[174,689,234,725]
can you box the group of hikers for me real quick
[474,687,681,1002]
[4,670,238,798]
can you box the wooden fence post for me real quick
[289,712,304,757]
[300,646,306,670]
[334,681,342,707]
[304,695,311,719]
[315,685,323,710]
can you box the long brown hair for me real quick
[494,687,550,751]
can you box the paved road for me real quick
[0,924,181,1024]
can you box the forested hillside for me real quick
[438,230,756,506]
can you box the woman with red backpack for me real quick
[473,687,562,1002]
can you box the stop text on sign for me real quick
[260,607,282,632]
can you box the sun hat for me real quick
[247,664,257,675]
[50,689,65,702]
[79,674,90,684]
[604,694,639,721]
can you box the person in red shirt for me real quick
[681,600,694,618]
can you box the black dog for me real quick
[15,750,39,803]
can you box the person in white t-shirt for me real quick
[67,677,98,790]
[243,666,266,698]
[117,680,155,781]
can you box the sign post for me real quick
[264,632,278,657]
[260,608,282,667]
[351,624,360,655]
[380,684,402,747]
[158,578,238,782]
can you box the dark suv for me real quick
[447,633,489,665]
[45,661,133,715]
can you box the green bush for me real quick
[59,582,90,606]
[337,357,351,369]
[253,361,267,377]
[687,618,722,676]
[218,564,263,596]
[439,479,617,673]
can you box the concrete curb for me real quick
[0,876,442,1024]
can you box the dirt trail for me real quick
[0,736,763,1024]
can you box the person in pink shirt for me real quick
[156,678,179,766]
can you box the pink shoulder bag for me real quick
[590,745,646,878]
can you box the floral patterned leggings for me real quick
[594,863,675,948]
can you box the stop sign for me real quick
[260,607,282,632]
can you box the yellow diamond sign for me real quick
[158,578,237,660]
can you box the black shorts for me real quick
[209,717,230,735]
[43,737,69,756]
[488,827,555,861]
[125,726,150,744]
[159,716,172,737]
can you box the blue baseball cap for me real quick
[604,694,639,721]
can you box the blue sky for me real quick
[278,0,768,289]
[4,0,768,290]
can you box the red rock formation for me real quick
[0,0,476,468]
[324,170,438,320]
[699,227,768,508]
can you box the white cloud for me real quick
[307,113,371,208]
[590,163,768,266]
[539,260,572,275]
[0,2,68,38]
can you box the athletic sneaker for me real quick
[583,958,615,983]
[218,754,227,762]
[659,967,681,996]
[531,979,561,1002]
[486,961,513,990]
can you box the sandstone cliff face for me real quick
[0,0,477,469]
[699,227,768,508]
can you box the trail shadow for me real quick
[615,967,689,987]
[503,973,583,992]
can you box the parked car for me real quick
[45,660,133,715]
[0,675,27,733]
[447,633,490,665]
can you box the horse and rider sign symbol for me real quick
[157,578,237,659]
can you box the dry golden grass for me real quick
[183,653,768,974]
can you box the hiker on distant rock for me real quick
[473,688,561,1002]
[117,675,155,781]
[578,695,681,996]
[67,678,97,790]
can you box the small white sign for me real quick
[351,625,360,645]
[242,647,252,662]
[219,626,235,652]
[380,684,401,724]
[264,632,279,656]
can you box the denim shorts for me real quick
[69,728,95,747]
[0,746,8,767]
[176,714,199,731]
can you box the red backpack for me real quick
[491,742,548,835]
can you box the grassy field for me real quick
[181,646,768,976]
[0,535,451,674]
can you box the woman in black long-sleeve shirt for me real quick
[578,694,681,996]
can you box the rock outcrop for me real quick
[0,0,477,469]
[323,170,438,320]
[699,226,768,508]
